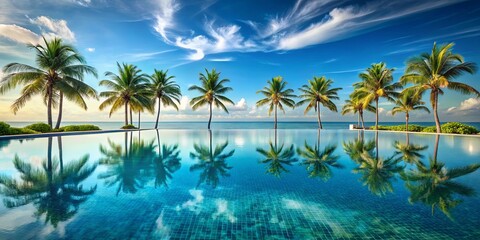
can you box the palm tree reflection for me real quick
[98,132,155,195]
[0,137,97,227]
[189,130,234,188]
[393,133,428,166]
[402,134,480,219]
[154,130,181,189]
[297,130,342,181]
[344,131,404,196]
[257,129,298,177]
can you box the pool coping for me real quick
[361,129,480,138]
[0,128,154,140]
[1,128,479,140]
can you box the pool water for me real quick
[0,129,479,239]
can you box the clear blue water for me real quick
[0,129,479,239]
[6,121,480,130]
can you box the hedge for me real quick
[422,122,479,134]
[370,124,425,132]
[62,125,101,132]
[25,123,52,133]
[0,122,10,135]
[121,124,137,129]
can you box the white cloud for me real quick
[378,107,385,114]
[229,98,248,112]
[0,24,39,44]
[120,49,176,62]
[29,16,76,42]
[447,98,480,112]
[152,0,180,42]
[86,47,95,52]
[208,57,234,62]
[175,22,257,60]
[142,0,466,60]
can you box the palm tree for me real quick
[0,137,97,227]
[189,69,234,130]
[150,70,181,129]
[99,63,152,126]
[256,76,296,129]
[297,131,343,181]
[392,90,430,131]
[257,129,298,177]
[401,135,480,219]
[355,62,402,130]
[341,91,376,129]
[401,42,479,133]
[189,130,234,188]
[0,37,98,128]
[297,76,342,129]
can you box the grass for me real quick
[0,122,102,136]
[369,122,479,135]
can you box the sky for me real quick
[0,0,479,123]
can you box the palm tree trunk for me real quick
[405,112,409,132]
[406,132,409,145]
[360,111,365,129]
[138,111,141,129]
[274,104,278,129]
[54,92,63,129]
[317,102,322,129]
[124,102,128,126]
[375,99,379,130]
[357,112,360,127]
[47,85,53,128]
[375,131,379,160]
[130,108,133,126]
[433,92,441,133]
[155,99,161,129]
[208,102,213,130]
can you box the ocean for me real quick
[5,121,480,130]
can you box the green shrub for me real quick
[0,122,11,135]
[8,127,38,135]
[421,122,479,134]
[370,124,424,132]
[25,123,52,133]
[441,122,478,134]
[422,126,437,133]
[121,124,137,129]
[62,125,100,132]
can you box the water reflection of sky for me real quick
[0,130,479,239]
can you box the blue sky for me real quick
[0,0,479,122]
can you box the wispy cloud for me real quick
[120,49,176,62]
[28,16,76,42]
[322,68,364,74]
[146,0,466,60]
[323,58,337,63]
[86,47,95,52]
[0,24,38,44]
[208,57,234,62]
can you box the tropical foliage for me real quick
[99,63,152,126]
[0,37,98,128]
[189,69,234,129]
[354,62,402,130]
[150,69,181,129]
[256,76,296,129]
[297,76,342,129]
[401,42,479,133]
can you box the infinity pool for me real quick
[0,130,479,239]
